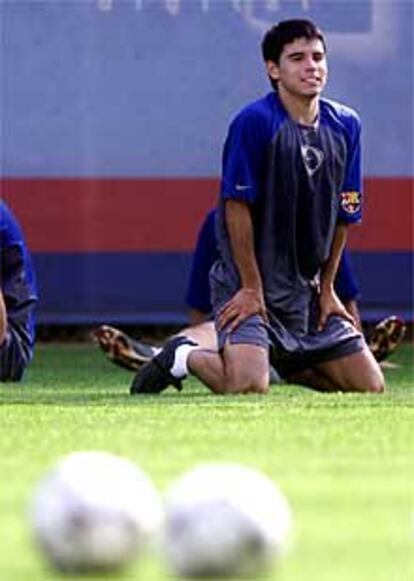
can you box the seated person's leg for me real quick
[93,325,159,371]
[94,321,218,373]
[367,316,406,363]
[131,313,270,396]
[177,321,217,351]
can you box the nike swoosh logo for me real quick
[235,184,251,191]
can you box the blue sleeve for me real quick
[185,209,218,314]
[338,114,363,224]
[0,202,38,337]
[221,108,269,204]
[334,248,360,302]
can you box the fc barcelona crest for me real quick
[340,191,361,214]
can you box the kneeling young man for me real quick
[0,201,37,382]
[131,19,384,395]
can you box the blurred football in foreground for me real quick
[30,451,163,573]
[162,463,293,578]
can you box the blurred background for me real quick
[1,0,413,327]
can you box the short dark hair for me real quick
[261,19,326,64]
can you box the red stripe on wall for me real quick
[1,177,412,252]
[347,177,413,251]
[1,178,219,252]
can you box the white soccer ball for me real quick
[162,463,293,578]
[30,451,163,573]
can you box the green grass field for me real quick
[1,341,413,581]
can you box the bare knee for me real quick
[316,348,386,394]
[340,369,385,394]
[224,378,269,394]
[364,376,385,393]
[358,359,386,394]
[223,368,269,395]
[219,344,269,394]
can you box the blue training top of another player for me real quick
[186,208,360,315]
[0,201,38,345]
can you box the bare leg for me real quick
[316,345,385,392]
[188,343,269,395]
[288,344,385,393]
[176,321,217,351]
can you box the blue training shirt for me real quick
[0,201,38,346]
[214,90,362,314]
[186,209,360,315]
[335,248,360,302]
[185,209,218,314]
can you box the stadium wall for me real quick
[3,176,412,323]
[1,1,413,324]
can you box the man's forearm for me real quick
[0,290,7,345]
[320,224,348,291]
[225,200,262,290]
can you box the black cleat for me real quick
[130,336,197,395]
[367,316,406,362]
[93,325,158,372]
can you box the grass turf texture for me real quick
[0,342,413,581]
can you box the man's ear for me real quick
[265,60,279,82]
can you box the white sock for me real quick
[171,344,199,378]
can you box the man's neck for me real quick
[277,86,320,126]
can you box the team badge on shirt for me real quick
[340,191,361,214]
[300,145,324,177]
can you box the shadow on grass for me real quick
[2,343,412,408]
[1,385,412,410]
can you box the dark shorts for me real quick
[214,311,363,378]
[0,322,34,382]
[212,272,364,379]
